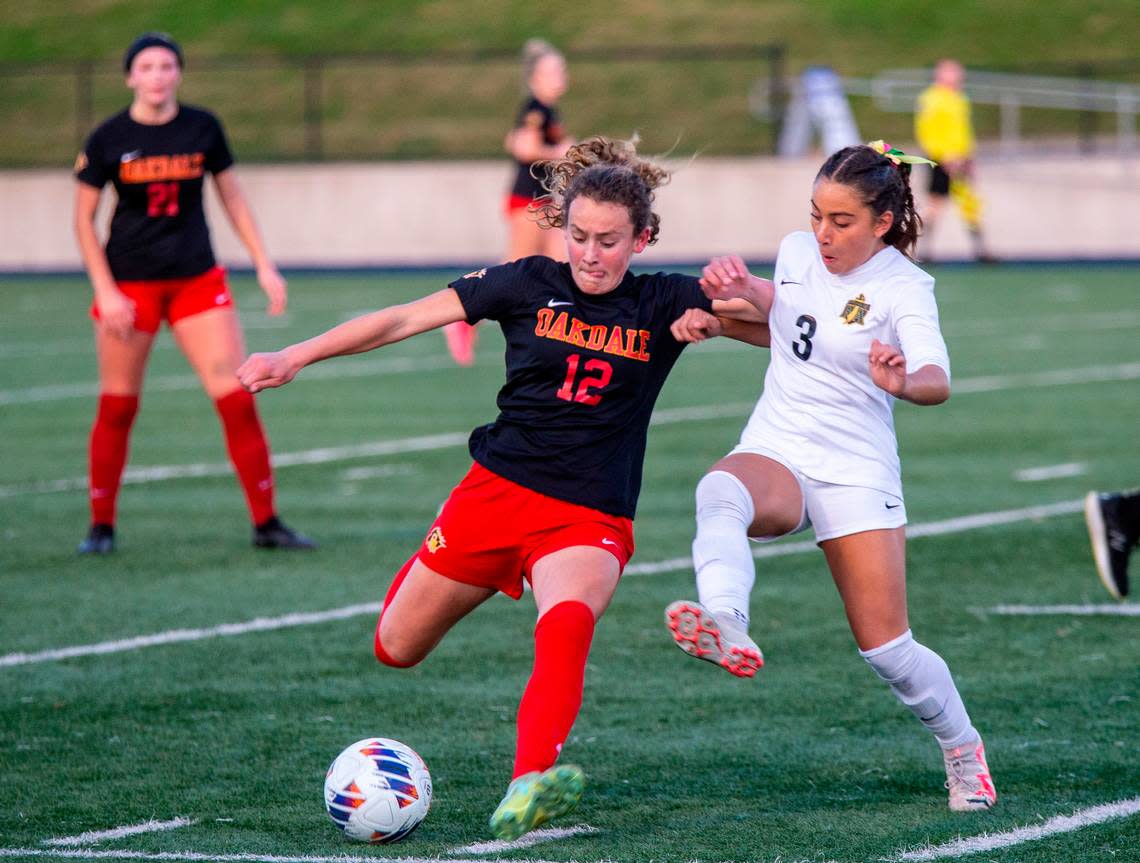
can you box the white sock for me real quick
[692,470,756,627]
[860,629,978,749]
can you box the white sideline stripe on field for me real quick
[984,603,1140,616]
[893,795,1140,861]
[0,850,552,863]
[0,403,752,499]
[0,499,1085,669]
[43,820,196,847]
[0,354,463,406]
[1014,462,1086,482]
[3,358,1138,497]
[2,353,1138,408]
[625,497,1084,577]
[0,604,381,669]
[449,825,599,854]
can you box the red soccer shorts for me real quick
[416,461,635,599]
[91,266,233,334]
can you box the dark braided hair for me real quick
[536,135,670,245]
[816,145,922,258]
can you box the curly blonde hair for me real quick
[535,135,670,245]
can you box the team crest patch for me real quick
[425,526,447,554]
[840,293,871,325]
[463,268,487,280]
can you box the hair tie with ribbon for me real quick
[867,139,937,168]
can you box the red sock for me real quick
[213,389,275,525]
[512,600,596,778]
[88,394,140,525]
[374,555,420,667]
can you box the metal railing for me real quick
[846,68,1140,155]
[0,44,787,167]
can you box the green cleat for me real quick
[488,764,585,841]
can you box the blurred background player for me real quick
[74,32,314,554]
[1084,489,1140,600]
[665,141,997,813]
[914,59,995,262]
[239,136,767,840]
[443,38,574,366]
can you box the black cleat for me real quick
[1084,492,1137,600]
[253,516,317,550]
[78,523,115,555]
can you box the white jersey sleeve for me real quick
[892,275,951,381]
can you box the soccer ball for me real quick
[323,737,433,843]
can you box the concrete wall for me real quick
[2,154,1137,272]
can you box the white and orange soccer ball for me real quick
[323,738,432,842]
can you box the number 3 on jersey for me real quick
[793,314,816,361]
[147,181,180,217]
[557,354,613,405]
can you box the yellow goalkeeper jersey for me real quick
[915,83,975,162]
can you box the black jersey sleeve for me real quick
[448,259,530,324]
[75,126,110,188]
[661,272,712,321]
[203,112,235,174]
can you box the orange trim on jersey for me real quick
[119,153,205,184]
[534,307,651,362]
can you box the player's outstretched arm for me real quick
[699,256,774,318]
[238,288,467,393]
[868,338,950,404]
[670,308,770,347]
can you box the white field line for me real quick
[1014,462,1086,482]
[44,820,196,847]
[0,404,753,500]
[3,359,1137,497]
[448,825,598,854]
[0,849,550,863]
[983,604,1140,616]
[0,604,381,669]
[0,499,1086,669]
[0,353,462,406]
[893,795,1140,861]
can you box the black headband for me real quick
[123,32,183,73]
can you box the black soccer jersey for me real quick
[75,105,234,281]
[510,96,565,200]
[449,256,711,518]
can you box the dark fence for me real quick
[0,43,787,167]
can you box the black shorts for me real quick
[929,164,951,196]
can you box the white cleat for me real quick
[664,600,763,678]
[944,738,998,812]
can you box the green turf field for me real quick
[1,265,1138,862]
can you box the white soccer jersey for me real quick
[739,231,950,497]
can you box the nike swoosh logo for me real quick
[547,299,573,308]
[885,502,901,510]
[601,538,618,546]
[120,150,142,162]
[780,279,802,286]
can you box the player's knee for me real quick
[373,618,423,669]
[695,470,755,525]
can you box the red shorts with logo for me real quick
[416,462,635,599]
[91,266,233,334]
[504,193,551,216]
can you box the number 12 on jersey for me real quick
[556,354,613,405]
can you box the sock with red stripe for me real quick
[512,600,595,778]
[213,389,275,525]
[88,393,140,526]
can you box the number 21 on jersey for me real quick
[147,181,180,217]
